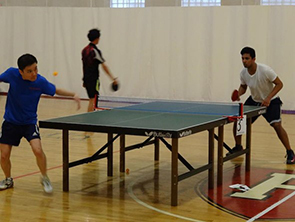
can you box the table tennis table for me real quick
[39,101,266,206]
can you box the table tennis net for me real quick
[115,101,242,117]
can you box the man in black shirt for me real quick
[82,29,118,112]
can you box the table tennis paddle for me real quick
[231,89,239,101]
[111,82,119,91]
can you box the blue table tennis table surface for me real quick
[39,101,266,138]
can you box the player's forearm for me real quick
[265,77,283,100]
[267,83,283,100]
[238,85,247,96]
[55,88,76,97]
[102,64,116,81]
[55,88,81,110]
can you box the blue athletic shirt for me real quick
[0,67,56,125]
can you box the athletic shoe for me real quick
[286,149,295,164]
[226,145,243,156]
[0,178,14,190]
[40,176,53,193]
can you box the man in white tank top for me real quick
[229,46,295,164]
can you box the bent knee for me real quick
[1,153,9,162]
[31,146,45,157]
[271,121,282,130]
[34,150,45,158]
[0,145,12,160]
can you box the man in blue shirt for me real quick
[0,54,81,193]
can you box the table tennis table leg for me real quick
[120,134,126,172]
[154,137,159,161]
[217,126,224,186]
[62,129,69,192]
[208,129,214,189]
[171,138,178,206]
[107,133,113,176]
[246,118,252,171]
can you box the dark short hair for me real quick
[17,54,38,71]
[240,47,256,58]
[87,29,101,42]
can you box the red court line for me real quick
[13,149,121,180]
[13,165,62,180]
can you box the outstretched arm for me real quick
[101,63,118,85]
[55,88,81,110]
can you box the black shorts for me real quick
[245,96,282,124]
[84,79,100,99]
[0,121,41,146]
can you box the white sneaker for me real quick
[40,176,53,193]
[0,178,14,190]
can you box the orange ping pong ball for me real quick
[126,168,130,174]
[53,71,58,76]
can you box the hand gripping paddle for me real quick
[111,82,119,91]
[231,89,239,101]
